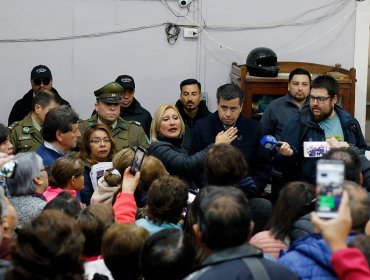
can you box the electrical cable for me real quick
[165,23,181,45]
[161,0,190,17]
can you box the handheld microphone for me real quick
[260,135,282,151]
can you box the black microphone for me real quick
[260,135,282,151]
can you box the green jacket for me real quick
[78,114,149,151]
[9,112,43,154]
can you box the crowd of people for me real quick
[0,64,369,279]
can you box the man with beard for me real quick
[260,68,311,202]
[261,68,311,140]
[175,79,211,153]
[275,74,367,184]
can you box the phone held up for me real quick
[0,160,16,178]
[130,146,147,175]
[316,159,345,218]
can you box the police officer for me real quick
[9,90,59,154]
[79,82,149,150]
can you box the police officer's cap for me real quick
[94,82,123,104]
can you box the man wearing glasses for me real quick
[8,65,70,126]
[276,75,368,184]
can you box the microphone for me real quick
[260,135,282,151]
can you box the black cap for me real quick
[31,65,52,80]
[115,75,135,91]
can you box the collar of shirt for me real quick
[31,113,42,131]
[97,118,117,130]
[44,141,65,156]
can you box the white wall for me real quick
[0,0,358,124]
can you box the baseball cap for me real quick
[115,75,135,91]
[94,82,123,104]
[31,65,52,80]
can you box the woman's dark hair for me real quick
[77,204,115,257]
[147,175,188,224]
[43,191,82,219]
[0,123,9,144]
[266,181,316,241]
[49,156,84,188]
[77,124,115,167]
[204,144,248,186]
[6,210,85,280]
[102,223,149,280]
[140,229,196,280]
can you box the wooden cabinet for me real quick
[230,62,356,119]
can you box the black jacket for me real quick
[184,245,300,280]
[191,112,271,191]
[148,136,212,189]
[120,98,152,136]
[8,88,70,126]
[175,100,211,153]
[277,106,368,184]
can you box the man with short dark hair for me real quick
[115,75,152,136]
[9,90,59,154]
[8,65,70,126]
[185,187,299,280]
[175,79,211,152]
[191,83,271,191]
[36,105,80,167]
[261,68,311,140]
[277,75,367,184]
[79,81,149,150]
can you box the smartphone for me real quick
[316,159,345,218]
[182,189,199,217]
[130,146,147,175]
[303,141,330,158]
[0,160,16,178]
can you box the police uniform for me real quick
[78,82,149,151]
[9,112,43,154]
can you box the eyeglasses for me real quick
[33,78,51,86]
[309,96,331,104]
[89,138,111,145]
[40,166,49,173]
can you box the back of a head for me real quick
[43,191,82,218]
[77,204,115,257]
[49,156,84,188]
[0,123,9,143]
[141,229,196,280]
[7,210,84,280]
[102,223,149,280]
[104,147,135,187]
[7,152,43,196]
[267,181,316,241]
[139,155,167,192]
[216,83,244,105]
[344,181,370,232]
[311,74,339,97]
[348,235,370,266]
[198,186,251,250]
[322,148,362,184]
[147,175,188,224]
[204,144,248,186]
[42,105,79,142]
[31,90,59,111]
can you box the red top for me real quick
[331,248,370,280]
[113,192,137,224]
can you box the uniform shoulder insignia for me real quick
[8,122,19,130]
[129,120,142,127]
